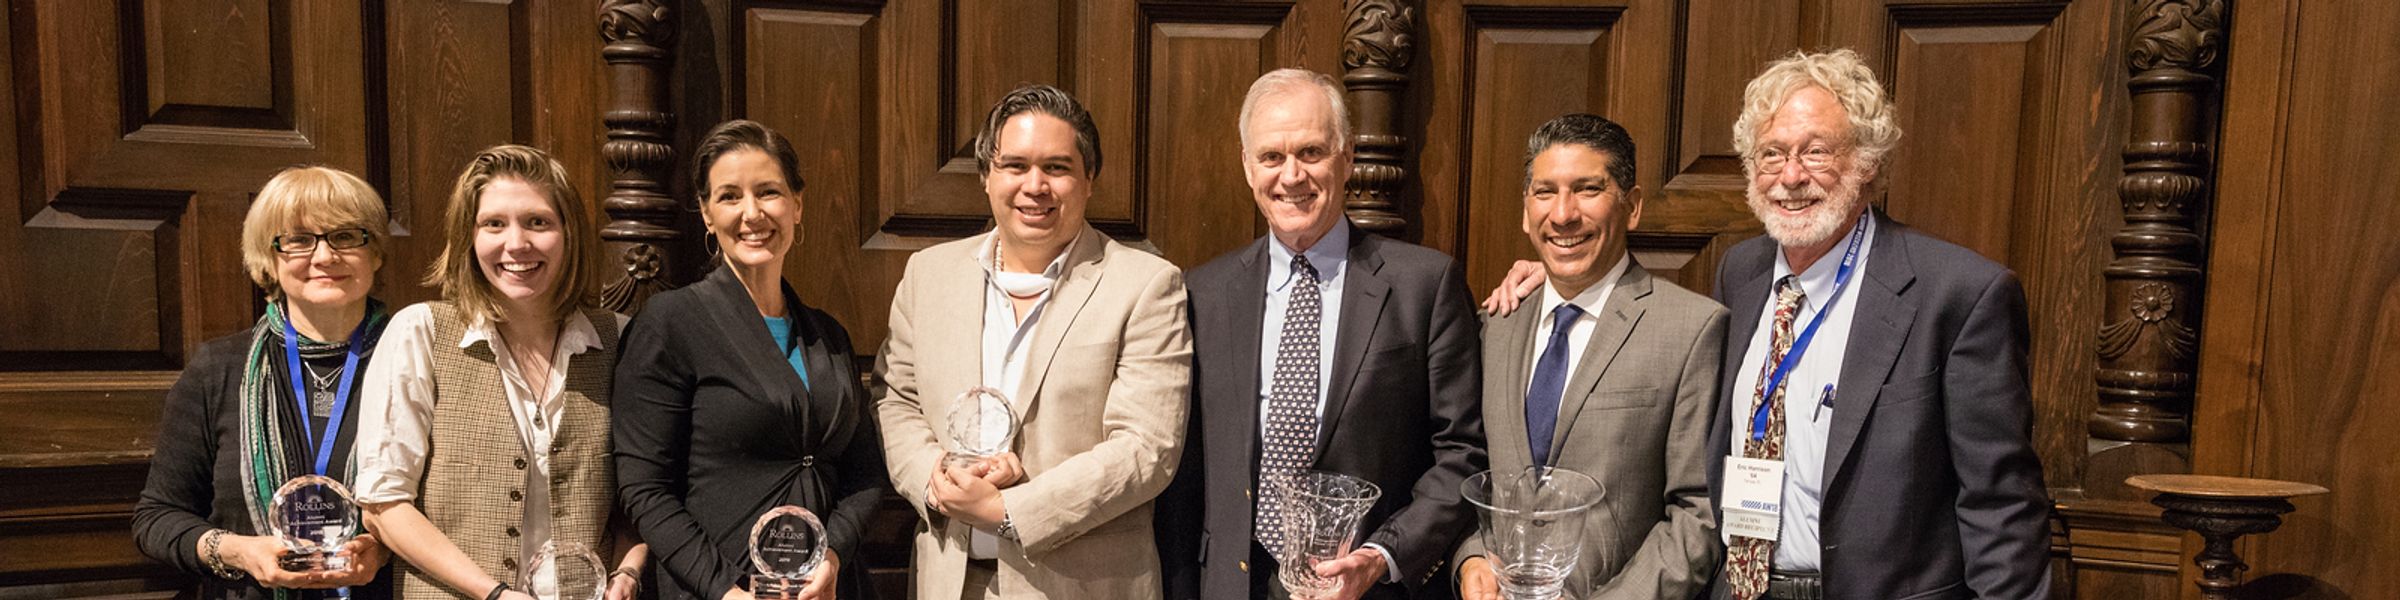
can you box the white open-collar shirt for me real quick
[1726,216,1875,571]
[355,303,627,595]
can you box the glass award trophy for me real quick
[1463,467,1606,600]
[1270,470,1382,599]
[268,474,358,571]
[944,387,1017,470]
[747,505,828,600]
[520,541,610,600]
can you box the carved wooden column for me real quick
[2128,475,2327,600]
[597,0,682,313]
[2088,0,2224,492]
[1340,0,1413,237]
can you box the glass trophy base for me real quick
[751,574,808,600]
[279,550,349,572]
[942,452,991,470]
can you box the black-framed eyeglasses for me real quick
[273,228,373,254]
[1751,143,1847,174]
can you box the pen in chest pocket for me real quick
[1814,384,1835,423]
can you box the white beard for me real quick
[1748,168,1869,250]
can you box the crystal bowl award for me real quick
[748,505,828,599]
[1462,467,1605,600]
[521,541,610,600]
[269,474,358,571]
[944,386,1017,470]
[1270,470,1382,599]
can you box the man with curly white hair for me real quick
[1704,49,2052,600]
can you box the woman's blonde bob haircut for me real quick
[423,144,605,325]
[1731,48,1903,179]
[240,166,390,301]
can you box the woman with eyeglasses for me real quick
[133,166,397,599]
[353,145,647,600]
[614,120,886,600]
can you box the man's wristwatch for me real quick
[996,513,1021,542]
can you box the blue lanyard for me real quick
[282,308,367,476]
[1749,217,1868,442]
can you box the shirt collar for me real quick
[459,309,604,355]
[1771,214,1875,313]
[1537,252,1629,322]
[1268,219,1351,293]
[976,231,1078,279]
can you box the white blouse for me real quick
[354,303,627,594]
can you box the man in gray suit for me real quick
[1454,114,1726,600]
[1482,50,2052,600]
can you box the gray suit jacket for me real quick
[1707,210,2052,600]
[1456,263,1726,600]
[876,226,1193,600]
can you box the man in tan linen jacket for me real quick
[875,84,1192,600]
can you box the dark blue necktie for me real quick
[1525,303,1584,467]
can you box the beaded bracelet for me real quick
[200,529,242,580]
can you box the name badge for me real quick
[1721,456,1785,543]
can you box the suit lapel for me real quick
[929,236,990,422]
[1485,291,1540,470]
[1019,226,1109,417]
[1228,238,1270,469]
[693,265,809,444]
[1547,265,1651,462]
[1824,213,1917,491]
[1720,256,1773,424]
[1313,233,1389,460]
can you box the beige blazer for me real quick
[875,226,1193,600]
[1456,264,1727,599]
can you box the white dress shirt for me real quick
[1726,216,1874,571]
[1524,254,1631,409]
[355,303,627,595]
[968,232,1072,559]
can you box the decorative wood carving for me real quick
[2127,474,2328,600]
[2091,0,2223,448]
[598,0,682,312]
[1341,0,1414,237]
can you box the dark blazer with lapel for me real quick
[1160,227,1487,599]
[615,265,888,600]
[1458,264,1726,600]
[1706,210,2051,600]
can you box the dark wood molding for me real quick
[2086,0,2225,492]
[1341,0,1414,238]
[598,0,686,313]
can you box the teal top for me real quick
[764,316,811,391]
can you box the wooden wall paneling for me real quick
[1878,2,2120,496]
[1422,0,1684,295]
[743,3,904,358]
[382,0,521,308]
[3,1,372,586]
[1340,0,1412,238]
[1451,4,1621,295]
[1133,4,1291,269]
[2197,0,2400,596]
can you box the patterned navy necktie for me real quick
[1257,254,1324,555]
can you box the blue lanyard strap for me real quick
[1749,217,1868,443]
[282,307,367,476]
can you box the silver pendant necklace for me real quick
[301,360,341,412]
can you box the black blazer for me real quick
[1160,227,1487,599]
[132,329,394,600]
[615,265,888,600]
[1706,210,2052,599]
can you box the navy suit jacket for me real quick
[1159,227,1487,599]
[1707,210,2052,599]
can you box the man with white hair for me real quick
[1158,67,1486,600]
[1704,49,2051,600]
[1482,49,2052,599]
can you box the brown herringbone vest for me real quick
[395,302,619,600]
